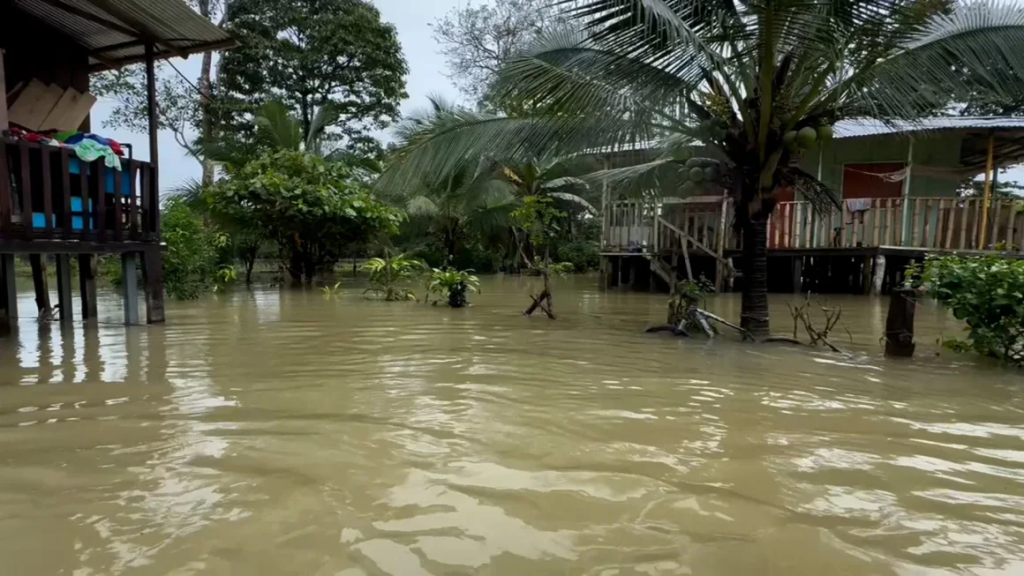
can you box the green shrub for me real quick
[427,267,480,308]
[162,198,221,300]
[555,241,600,272]
[918,255,1024,366]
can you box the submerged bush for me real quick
[918,255,1024,366]
[162,198,221,300]
[427,267,480,308]
[555,241,600,272]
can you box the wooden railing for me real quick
[0,138,160,244]
[765,197,1024,251]
[606,196,1024,253]
[603,200,655,251]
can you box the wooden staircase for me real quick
[651,216,737,289]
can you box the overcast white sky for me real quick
[91,0,464,194]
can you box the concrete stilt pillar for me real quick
[141,250,166,324]
[122,253,139,325]
[871,255,886,295]
[1,254,17,318]
[55,254,73,325]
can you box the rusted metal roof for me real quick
[11,0,235,69]
[835,117,1024,138]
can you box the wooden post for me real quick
[142,249,166,324]
[29,254,51,314]
[884,288,917,357]
[122,252,139,325]
[792,257,803,294]
[979,132,995,249]
[900,139,914,246]
[55,254,73,325]
[1,254,16,318]
[145,43,160,217]
[78,254,97,320]
[0,49,7,130]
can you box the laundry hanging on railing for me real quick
[5,128,126,170]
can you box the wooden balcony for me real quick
[0,137,160,251]
[604,197,1024,255]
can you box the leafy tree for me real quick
[918,255,1024,366]
[381,0,1024,338]
[217,0,408,157]
[208,150,402,282]
[431,0,563,109]
[957,169,1024,199]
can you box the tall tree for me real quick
[432,0,562,109]
[216,0,408,158]
[382,0,1024,339]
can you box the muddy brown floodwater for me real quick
[1,274,1024,575]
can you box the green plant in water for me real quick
[213,266,238,293]
[915,255,1024,366]
[321,282,343,298]
[427,266,480,308]
[362,250,423,301]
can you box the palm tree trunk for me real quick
[740,218,770,338]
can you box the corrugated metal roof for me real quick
[835,117,1024,138]
[12,0,235,69]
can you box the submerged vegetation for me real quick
[916,255,1024,366]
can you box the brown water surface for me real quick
[1,275,1023,575]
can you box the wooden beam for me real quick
[979,133,996,249]
[900,138,914,246]
[146,42,160,226]
[0,49,8,130]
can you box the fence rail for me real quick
[0,138,160,244]
[605,197,1024,253]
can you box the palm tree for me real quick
[380,0,1024,338]
[405,164,519,261]
[501,157,597,268]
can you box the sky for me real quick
[90,0,465,194]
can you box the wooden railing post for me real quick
[0,141,12,235]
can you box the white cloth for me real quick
[845,198,873,213]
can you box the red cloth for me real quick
[107,139,124,157]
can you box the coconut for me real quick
[689,167,706,182]
[704,166,720,182]
[782,130,798,146]
[817,125,834,140]
[681,180,697,194]
[685,158,702,168]
[796,126,818,148]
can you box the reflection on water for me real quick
[1,275,1024,575]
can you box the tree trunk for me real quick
[197,0,215,187]
[740,218,770,338]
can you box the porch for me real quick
[602,196,1024,294]
[1,0,235,324]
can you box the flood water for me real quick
[1,275,1023,575]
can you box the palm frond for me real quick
[547,191,597,213]
[835,2,1024,120]
[255,101,303,151]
